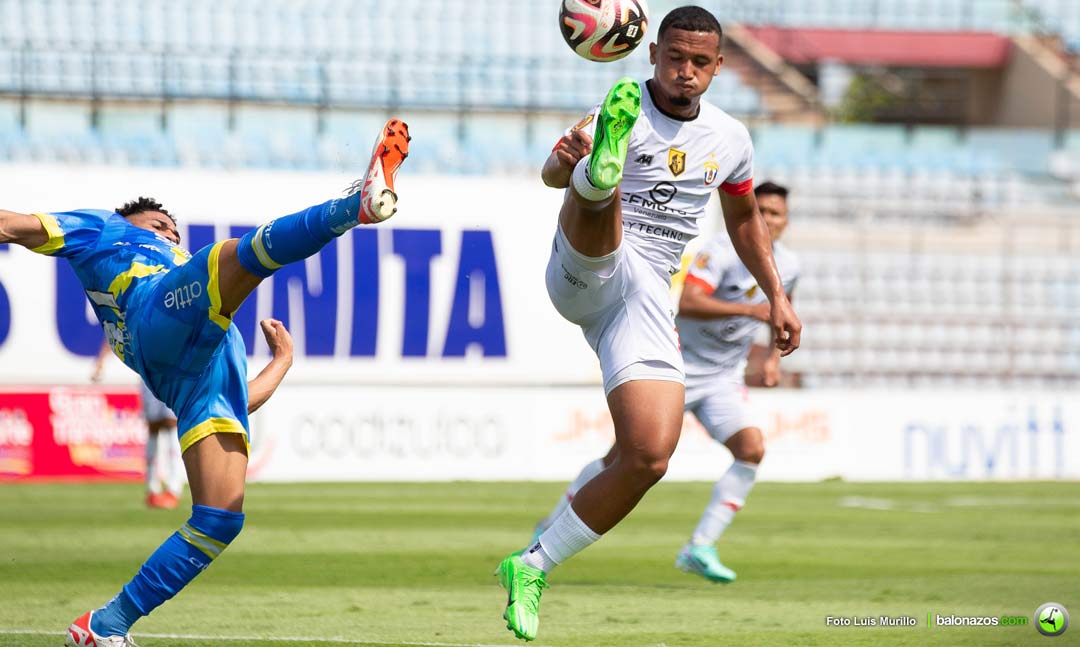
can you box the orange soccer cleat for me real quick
[356,118,411,224]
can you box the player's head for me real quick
[116,197,180,245]
[649,6,724,109]
[754,181,789,241]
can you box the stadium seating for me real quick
[787,247,1080,389]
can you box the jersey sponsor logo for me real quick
[648,181,678,205]
[570,114,594,133]
[624,222,686,242]
[667,148,687,176]
[623,186,688,216]
[634,153,654,165]
[164,281,204,310]
[704,161,719,184]
[561,264,588,289]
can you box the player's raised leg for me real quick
[556,77,640,259]
[215,119,411,317]
[677,426,764,583]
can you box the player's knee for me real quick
[626,452,669,485]
[189,504,246,546]
[740,444,765,464]
[730,428,766,464]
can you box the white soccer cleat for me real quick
[65,611,140,647]
[356,118,410,224]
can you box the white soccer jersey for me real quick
[678,236,800,377]
[566,79,755,277]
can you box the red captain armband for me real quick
[683,274,716,294]
[720,178,754,196]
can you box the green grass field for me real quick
[1,481,1077,647]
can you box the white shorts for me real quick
[684,368,760,443]
[141,381,177,423]
[545,225,683,395]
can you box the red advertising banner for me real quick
[0,386,145,481]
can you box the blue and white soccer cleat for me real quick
[65,611,140,647]
[675,544,737,583]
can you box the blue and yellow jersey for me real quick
[31,209,192,368]
[32,208,252,453]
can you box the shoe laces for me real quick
[344,178,363,197]
[515,571,548,612]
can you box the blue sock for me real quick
[90,505,245,637]
[237,194,361,278]
[89,591,141,638]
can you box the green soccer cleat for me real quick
[588,77,641,190]
[496,553,548,641]
[675,544,737,583]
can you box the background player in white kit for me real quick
[535,181,800,585]
[495,7,801,641]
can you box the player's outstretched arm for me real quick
[0,209,48,249]
[678,280,771,321]
[247,319,294,414]
[718,191,802,355]
[542,130,592,189]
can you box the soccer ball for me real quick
[559,0,649,62]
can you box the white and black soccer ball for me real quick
[559,0,649,62]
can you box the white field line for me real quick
[840,495,1080,513]
[0,629,551,647]
[837,496,939,513]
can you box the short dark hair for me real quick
[754,181,789,200]
[115,197,175,224]
[657,6,723,43]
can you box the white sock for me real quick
[163,427,185,496]
[571,158,615,203]
[144,432,162,495]
[522,505,601,574]
[520,541,559,573]
[537,458,606,533]
[690,460,759,546]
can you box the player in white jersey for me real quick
[495,7,801,641]
[675,181,799,581]
[534,182,799,584]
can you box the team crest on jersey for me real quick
[695,253,711,269]
[704,161,719,184]
[570,114,594,133]
[667,148,687,176]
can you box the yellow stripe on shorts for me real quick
[206,241,232,331]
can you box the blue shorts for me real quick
[140,381,176,423]
[130,241,250,454]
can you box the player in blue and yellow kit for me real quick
[0,119,410,647]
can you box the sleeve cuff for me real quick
[721,178,754,196]
[683,274,717,294]
[30,212,65,255]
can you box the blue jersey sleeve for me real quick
[30,209,111,259]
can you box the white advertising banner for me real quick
[0,164,663,385]
[247,387,1078,482]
